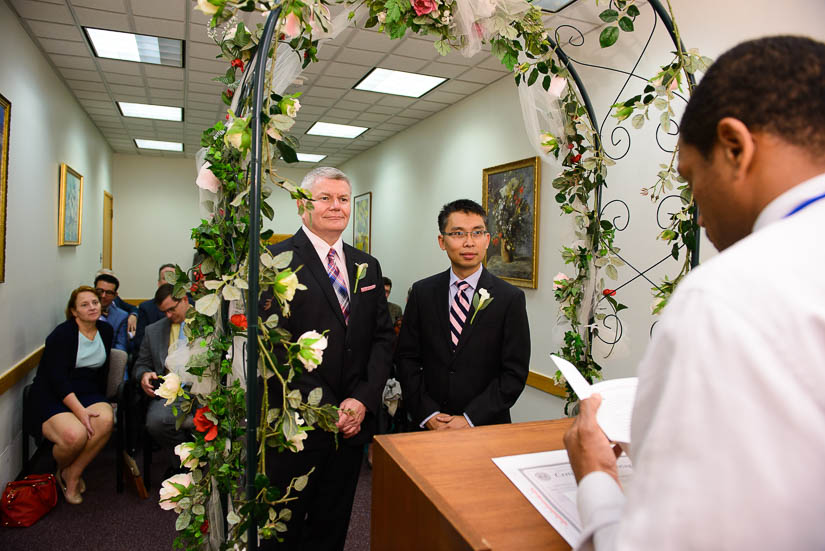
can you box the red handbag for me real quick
[0,474,58,527]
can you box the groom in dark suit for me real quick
[261,167,393,551]
[397,199,530,430]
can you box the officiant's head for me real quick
[678,35,825,251]
[437,199,490,277]
[299,166,352,244]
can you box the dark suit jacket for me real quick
[396,267,530,426]
[263,227,394,448]
[133,299,164,353]
[133,317,173,381]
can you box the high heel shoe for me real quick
[78,477,86,494]
[56,470,83,505]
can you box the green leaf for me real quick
[605,264,619,280]
[627,5,641,17]
[631,113,645,129]
[192,504,205,516]
[434,39,451,56]
[308,387,323,406]
[599,27,620,48]
[176,511,192,531]
[527,69,538,86]
[277,141,298,163]
[618,16,634,32]
[293,474,308,491]
[599,9,619,22]
[542,75,551,91]
[227,511,241,525]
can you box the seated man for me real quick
[94,272,128,352]
[96,268,138,342]
[383,276,403,327]
[133,283,194,452]
[133,263,176,353]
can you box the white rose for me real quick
[288,428,308,452]
[174,442,201,470]
[297,330,328,371]
[159,472,193,512]
[195,0,219,16]
[274,271,304,302]
[225,130,244,150]
[155,372,182,406]
[286,99,300,118]
[377,11,387,23]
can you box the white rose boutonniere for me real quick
[470,288,493,324]
[353,263,368,293]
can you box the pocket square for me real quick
[360,284,376,292]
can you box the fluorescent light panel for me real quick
[85,28,183,67]
[306,122,368,139]
[118,102,182,121]
[533,0,579,13]
[297,153,327,163]
[135,139,183,152]
[355,68,446,98]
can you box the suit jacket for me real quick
[133,299,164,353]
[263,227,394,448]
[396,267,530,426]
[133,317,172,381]
[104,303,129,352]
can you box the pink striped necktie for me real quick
[326,248,350,323]
[449,281,471,350]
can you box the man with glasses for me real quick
[133,283,195,451]
[94,272,129,352]
[397,199,530,430]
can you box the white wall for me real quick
[0,0,113,488]
[341,0,825,422]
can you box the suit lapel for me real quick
[453,268,493,356]
[343,244,360,319]
[158,319,171,372]
[434,270,452,355]
[294,229,347,327]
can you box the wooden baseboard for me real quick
[0,346,45,396]
[526,370,566,398]
[123,298,147,307]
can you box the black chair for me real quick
[21,349,128,492]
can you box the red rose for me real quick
[226,89,234,98]
[230,314,248,329]
[194,406,218,441]
[571,154,582,163]
[200,520,209,534]
[230,58,244,71]
[515,197,521,205]
[567,143,575,150]
[412,0,437,16]
[519,186,524,194]
[603,289,616,296]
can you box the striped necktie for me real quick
[326,248,350,323]
[449,281,471,350]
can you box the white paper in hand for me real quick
[550,355,637,445]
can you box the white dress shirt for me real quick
[576,173,825,550]
[302,224,349,294]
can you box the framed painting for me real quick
[58,163,83,246]
[0,93,9,282]
[353,191,371,253]
[482,156,541,288]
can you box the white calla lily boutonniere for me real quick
[470,288,493,324]
[353,263,368,293]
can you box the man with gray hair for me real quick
[261,167,393,551]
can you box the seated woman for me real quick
[29,285,115,504]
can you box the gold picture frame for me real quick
[353,191,371,253]
[482,156,541,288]
[58,163,83,246]
[0,93,9,282]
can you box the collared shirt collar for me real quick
[302,224,344,262]
[753,172,825,232]
[449,264,483,294]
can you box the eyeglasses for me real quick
[95,288,117,297]
[159,299,181,314]
[441,230,489,240]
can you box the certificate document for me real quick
[493,449,633,547]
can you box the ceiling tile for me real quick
[314,75,359,90]
[133,17,185,39]
[74,89,111,101]
[187,100,219,111]
[411,99,449,112]
[51,54,97,70]
[376,95,417,108]
[143,65,184,80]
[453,67,506,85]
[188,82,223,94]
[391,38,441,60]
[346,29,396,52]
[104,72,143,85]
[66,79,106,91]
[356,112,390,124]
[107,83,145,95]
[297,105,326,116]
[341,89,381,104]
[402,108,433,119]
[334,48,383,67]
[150,77,184,91]
[71,0,126,11]
[187,57,226,75]
[440,49,481,66]
[73,7,130,30]
[321,62,371,79]
[188,70,220,85]
[186,91,218,104]
[60,67,102,81]
[438,79,484,95]
[317,45,340,62]
[477,54,511,71]
[365,104,402,115]
[187,41,221,61]
[421,89,465,104]
[420,61,468,79]
[148,88,183,101]
[39,38,89,56]
[11,0,73,24]
[130,0,186,21]
[378,55,428,73]
[28,20,83,41]
[187,23,213,44]
[333,99,371,112]
[95,58,144,75]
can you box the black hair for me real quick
[383,276,392,288]
[158,263,176,281]
[437,199,487,233]
[94,273,120,291]
[154,283,176,306]
[681,35,825,158]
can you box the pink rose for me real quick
[553,272,571,290]
[412,0,437,16]
[282,11,301,39]
[196,163,220,193]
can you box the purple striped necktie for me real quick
[326,248,350,323]
[449,281,471,350]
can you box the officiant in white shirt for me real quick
[564,35,825,551]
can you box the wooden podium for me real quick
[371,419,575,551]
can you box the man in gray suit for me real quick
[133,283,194,447]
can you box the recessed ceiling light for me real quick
[296,153,327,163]
[307,122,368,139]
[533,0,579,13]
[117,102,182,121]
[85,27,183,67]
[135,139,183,152]
[354,68,446,98]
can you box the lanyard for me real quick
[785,191,825,218]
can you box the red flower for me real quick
[225,113,230,120]
[190,283,199,293]
[603,289,616,297]
[194,406,218,441]
[230,58,244,71]
[519,186,524,194]
[230,314,248,329]
[226,89,234,98]
[492,237,499,245]
[200,520,209,535]
[515,197,521,206]
[571,154,582,163]
[567,143,575,150]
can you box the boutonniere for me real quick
[470,288,493,324]
[353,263,368,293]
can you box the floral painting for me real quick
[482,157,541,288]
[0,93,9,282]
[353,191,371,253]
[58,163,83,246]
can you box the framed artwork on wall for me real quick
[0,93,9,282]
[482,156,541,289]
[58,163,83,246]
[353,191,371,253]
